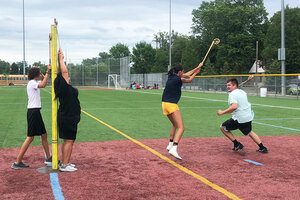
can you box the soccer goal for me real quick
[108,74,121,89]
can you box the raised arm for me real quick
[38,65,51,88]
[181,67,201,83]
[182,63,203,78]
[58,49,70,84]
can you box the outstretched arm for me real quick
[182,63,203,78]
[38,65,51,88]
[181,67,201,83]
[58,49,70,84]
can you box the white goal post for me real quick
[108,74,121,89]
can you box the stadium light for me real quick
[281,0,286,95]
[168,0,172,71]
[22,0,26,85]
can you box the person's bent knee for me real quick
[178,126,185,132]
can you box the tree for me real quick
[10,62,19,74]
[98,52,111,60]
[152,49,169,73]
[0,60,10,74]
[192,0,268,74]
[131,41,156,74]
[171,36,189,66]
[262,7,300,73]
[109,43,130,58]
[32,61,47,74]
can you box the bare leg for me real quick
[16,137,34,163]
[220,126,236,141]
[167,114,177,140]
[249,131,262,145]
[171,110,185,143]
[62,140,74,165]
[41,133,51,159]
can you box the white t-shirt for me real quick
[27,80,41,109]
[228,89,253,123]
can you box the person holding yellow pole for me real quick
[11,65,52,169]
[54,49,81,172]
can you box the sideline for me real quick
[81,109,242,200]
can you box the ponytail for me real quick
[168,65,184,76]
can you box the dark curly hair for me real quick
[28,67,41,80]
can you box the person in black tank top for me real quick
[54,49,80,172]
[163,63,203,160]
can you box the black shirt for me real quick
[54,73,81,122]
[162,75,182,104]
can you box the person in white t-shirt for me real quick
[217,78,268,153]
[12,65,52,169]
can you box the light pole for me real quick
[22,0,26,85]
[168,0,172,71]
[281,0,286,95]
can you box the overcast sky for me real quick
[0,0,299,65]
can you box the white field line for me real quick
[125,90,300,110]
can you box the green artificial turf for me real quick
[1,86,299,148]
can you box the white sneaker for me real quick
[59,164,78,172]
[68,163,75,167]
[169,146,182,160]
[166,142,173,151]
[58,160,75,167]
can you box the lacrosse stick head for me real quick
[213,38,220,45]
[248,75,254,80]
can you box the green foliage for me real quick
[32,61,47,74]
[98,52,112,59]
[262,7,300,73]
[131,41,156,73]
[152,49,168,73]
[109,43,130,58]
[192,0,268,74]
[0,60,10,74]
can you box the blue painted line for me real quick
[253,121,300,132]
[244,159,264,166]
[50,173,65,200]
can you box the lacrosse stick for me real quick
[201,38,220,64]
[239,75,254,88]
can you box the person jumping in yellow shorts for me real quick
[162,63,203,159]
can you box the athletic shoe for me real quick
[58,160,75,167]
[11,162,29,169]
[59,163,77,172]
[256,147,268,153]
[44,156,52,165]
[232,143,244,151]
[169,146,182,160]
[166,143,173,151]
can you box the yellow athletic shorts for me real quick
[162,102,179,115]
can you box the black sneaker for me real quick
[232,143,244,151]
[256,147,268,153]
[44,156,52,165]
[11,162,29,169]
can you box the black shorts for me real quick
[57,115,80,140]
[27,108,46,137]
[221,118,252,136]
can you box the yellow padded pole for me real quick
[51,24,58,170]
